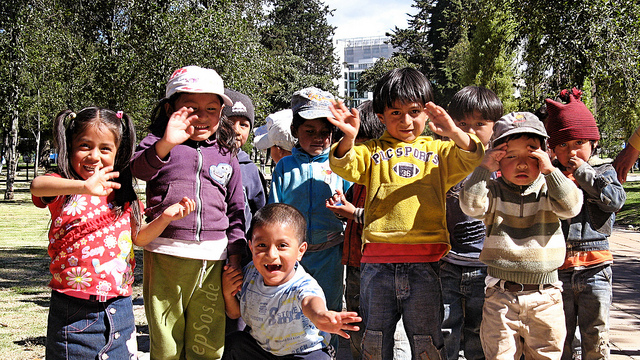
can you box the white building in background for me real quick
[334,36,397,107]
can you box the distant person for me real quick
[254,109,297,165]
[546,88,626,360]
[130,66,245,359]
[460,112,583,360]
[221,203,361,359]
[441,86,503,360]
[328,67,484,359]
[30,107,194,359]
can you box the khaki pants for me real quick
[481,284,566,360]
[143,250,226,360]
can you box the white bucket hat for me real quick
[165,66,232,106]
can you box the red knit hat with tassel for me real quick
[545,88,600,149]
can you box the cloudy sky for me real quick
[323,0,416,39]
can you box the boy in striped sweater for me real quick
[460,112,583,360]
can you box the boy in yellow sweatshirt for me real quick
[328,68,484,359]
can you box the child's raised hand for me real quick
[222,264,243,298]
[528,145,555,175]
[425,102,458,138]
[325,189,356,220]
[328,100,360,141]
[162,197,196,222]
[164,107,196,146]
[83,165,121,196]
[480,143,506,172]
[313,310,362,339]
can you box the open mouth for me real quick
[193,125,209,131]
[83,165,97,172]
[265,264,282,272]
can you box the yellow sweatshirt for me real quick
[329,131,484,249]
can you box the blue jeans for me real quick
[222,330,334,360]
[559,264,612,360]
[440,261,486,360]
[46,290,137,360]
[360,262,445,360]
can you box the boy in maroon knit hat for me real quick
[545,88,626,360]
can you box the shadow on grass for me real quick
[0,246,50,289]
[14,336,46,348]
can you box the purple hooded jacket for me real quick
[131,133,246,257]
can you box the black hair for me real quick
[494,133,547,151]
[148,93,238,155]
[356,100,386,140]
[372,68,434,115]
[52,107,142,229]
[250,203,307,245]
[448,86,504,122]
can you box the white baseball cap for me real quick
[254,109,297,151]
[165,66,232,106]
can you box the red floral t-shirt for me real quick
[33,183,135,299]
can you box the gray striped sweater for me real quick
[460,166,583,284]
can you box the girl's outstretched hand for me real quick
[162,197,196,221]
[83,165,121,196]
[328,100,360,141]
[164,107,196,146]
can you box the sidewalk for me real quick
[609,227,640,360]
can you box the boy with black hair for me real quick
[328,68,485,359]
[460,112,583,360]
[221,203,361,359]
[441,86,503,360]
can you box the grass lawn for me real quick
[614,181,640,228]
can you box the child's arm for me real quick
[301,295,361,339]
[30,166,121,198]
[573,163,627,213]
[325,189,358,221]
[327,100,360,158]
[425,102,477,152]
[459,166,494,219]
[222,264,243,319]
[133,197,196,246]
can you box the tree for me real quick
[260,0,338,91]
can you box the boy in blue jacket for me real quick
[268,87,351,334]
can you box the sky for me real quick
[323,0,416,40]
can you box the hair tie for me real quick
[67,112,76,120]
[116,111,123,119]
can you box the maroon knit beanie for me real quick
[545,88,600,149]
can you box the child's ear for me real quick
[297,241,308,261]
[376,113,385,125]
[290,124,298,138]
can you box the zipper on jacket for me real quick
[520,188,525,218]
[195,146,203,241]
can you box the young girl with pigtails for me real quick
[130,66,246,360]
[31,107,195,360]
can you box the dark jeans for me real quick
[440,261,486,360]
[45,290,137,360]
[222,330,335,360]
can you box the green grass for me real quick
[616,181,640,228]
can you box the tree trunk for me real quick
[5,11,21,200]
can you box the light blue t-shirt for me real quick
[239,262,330,355]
